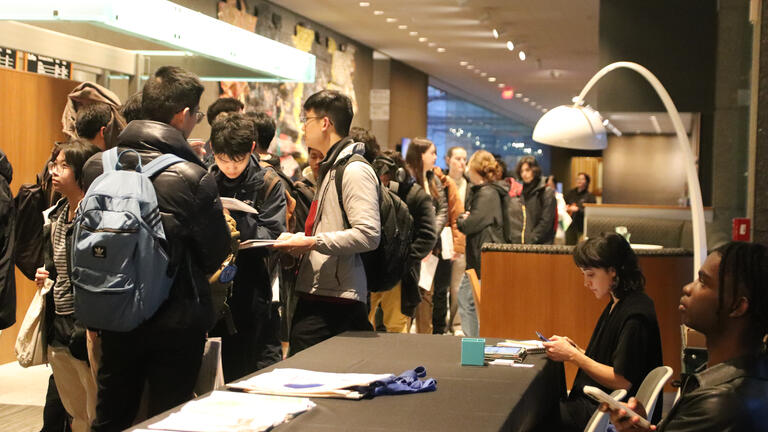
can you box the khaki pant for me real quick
[368,283,409,333]
[48,345,97,432]
[413,287,433,334]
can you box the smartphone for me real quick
[535,331,550,342]
[484,346,524,357]
[583,386,651,429]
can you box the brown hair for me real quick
[405,137,440,200]
[468,150,502,183]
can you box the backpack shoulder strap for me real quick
[141,154,185,178]
[101,147,119,173]
[333,153,370,229]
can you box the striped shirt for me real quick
[52,204,74,315]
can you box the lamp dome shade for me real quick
[532,105,607,150]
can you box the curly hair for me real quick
[715,242,768,339]
[573,232,645,299]
[468,150,502,182]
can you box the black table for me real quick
[133,332,566,432]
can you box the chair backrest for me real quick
[634,366,673,421]
[584,389,628,432]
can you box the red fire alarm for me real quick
[501,87,515,100]
[732,218,751,242]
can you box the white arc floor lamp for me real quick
[532,61,707,278]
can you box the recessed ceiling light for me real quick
[460,61,468,66]
[497,83,505,88]
[530,101,536,106]
[523,97,530,102]
[488,77,496,82]
[536,105,541,109]
[397,24,407,29]
[387,17,398,23]
[492,28,499,39]
[474,69,481,74]
[409,31,418,36]
[542,108,548,113]
[418,37,428,42]
[437,47,446,53]
[428,42,436,47]
[480,72,487,77]
[467,65,474,69]
[359,1,370,6]
[518,50,526,61]
[374,10,384,15]
[506,41,514,51]
[515,93,523,98]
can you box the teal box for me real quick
[461,338,486,366]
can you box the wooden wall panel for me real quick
[388,60,427,146]
[480,251,691,391]
[0,68,79,364]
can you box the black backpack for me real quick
[335,154,413,293]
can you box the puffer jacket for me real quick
[0,150,15,330]
[520,176,556,245]
[295,137,380,302]
[457,181,508,277]
[81,120,231,333]
[657,353,768,432]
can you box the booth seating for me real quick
[479,244,692,392]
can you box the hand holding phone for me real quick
[583,386,651,429]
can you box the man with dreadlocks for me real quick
[606,241,768,432]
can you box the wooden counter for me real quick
[480,244,691,391]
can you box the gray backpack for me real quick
[71,148,183,331]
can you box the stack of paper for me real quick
[498,340,546,354]
[146,391,315,432]
[228,368,394,399]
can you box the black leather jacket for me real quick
[82,120,231,333]
[520,176,556,244]
[658,353,768,432]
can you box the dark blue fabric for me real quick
[370,366,437,396]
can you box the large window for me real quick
[426,85,550,176]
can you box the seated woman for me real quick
[543,232,663,431]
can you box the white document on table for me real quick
[440,226,454,260]
[148,390,315,432]
[418,254,440,292]
[228,368,393,399]
[221,197,258,214]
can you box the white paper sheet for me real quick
[148,390,315,432]
[418,254,440,292]
[440,227,454,260]
[239,239,278,249]
[221,197,258,214]
[228,368,393,399]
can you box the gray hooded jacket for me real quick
[295,138,380,301]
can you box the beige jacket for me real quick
[295,139,380,301]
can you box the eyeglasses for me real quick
[300,115,323,124]
[48,160,70,174]
[194,110,205,124]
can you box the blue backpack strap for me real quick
[101,147,119,173]
[141,154,185,178]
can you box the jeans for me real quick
[457,273,479,337]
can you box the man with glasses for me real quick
[81,66,231,431]
[274,90,379,355]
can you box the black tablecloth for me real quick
[132,332,566,432]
